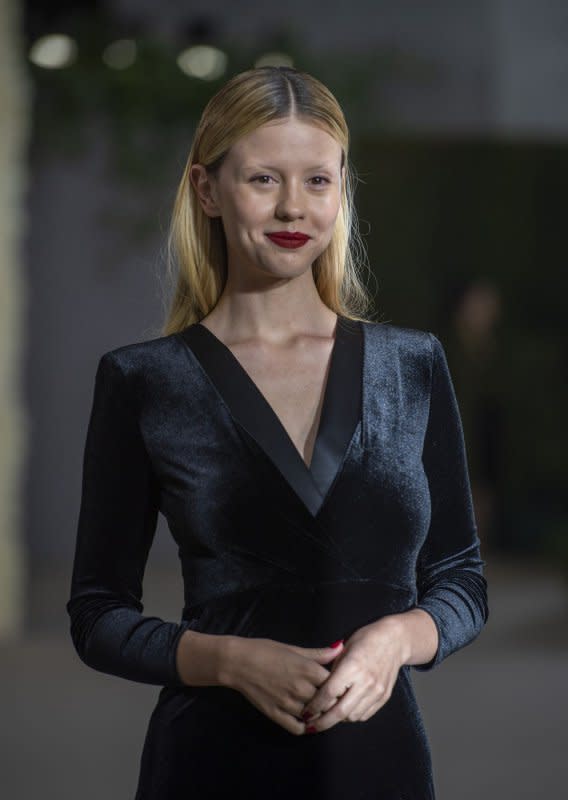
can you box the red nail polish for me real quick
[301,710,312,721]
[330,639,344,648]
[306,725,317,734]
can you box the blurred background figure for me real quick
[444,278,506,554]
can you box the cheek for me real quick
[314,195,342,228]
[231,196,273,231]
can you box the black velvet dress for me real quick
[66,316,489,799]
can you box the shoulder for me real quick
[361,320,439,358]
[92,331,195,409]
[360,322,448,391]
[97,330,188,378]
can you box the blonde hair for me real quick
[161,65,377,336]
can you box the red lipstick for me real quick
[266,231,310,249]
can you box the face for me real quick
[190,116,345,281]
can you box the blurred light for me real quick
[102,39,137,70]
[29,34,78,69]
[254,52,294,68]
[176,45,227,80]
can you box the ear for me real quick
[189,164,221,218]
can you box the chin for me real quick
[263,259,312,279]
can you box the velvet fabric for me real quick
[66,317,489,799]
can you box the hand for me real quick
[224,636,345,735]
[300,616,408,733]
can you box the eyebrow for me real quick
[243,163,336,172]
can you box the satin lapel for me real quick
[178,316,363,518]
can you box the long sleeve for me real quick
[412,333,489,671]
[66,351,191,687]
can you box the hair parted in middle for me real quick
[162,65,376,336]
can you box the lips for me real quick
[266,232,310,249]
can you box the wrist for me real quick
[176,630,236,688]
[382,613,414,666]
[390,608,439,668]
[216,635,244,689]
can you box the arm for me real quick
[410,333,489,671]
[66,351,195,687]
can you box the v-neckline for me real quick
[177,315,363,518]
[197,316,342,470]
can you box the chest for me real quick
[140,321,435,605]
[146,318,431,522]
[226,338,335,469]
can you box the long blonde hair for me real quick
[162,65,377,336]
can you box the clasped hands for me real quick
[226,612,412,737]
[299,615,409,734]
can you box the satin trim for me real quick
[178,316,363,517]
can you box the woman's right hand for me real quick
[220,636,345,735]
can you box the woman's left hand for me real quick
[300,615,409,732]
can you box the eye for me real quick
[250,175,331,187]
[310,176,331,187]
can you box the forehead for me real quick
[228,118,342,163]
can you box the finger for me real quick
[306,690,357,733]
[303,679,352,720]
[359,698,384,722]
[276,680,331,723]
[272,705,309,736]
[345,693,383,722]
[349,682,393,722]
[300,703,329,724]
[283,696,320,722]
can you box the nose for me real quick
[275,181,305,220]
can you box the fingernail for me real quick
[306,725,317,734]
[301,710,313,721]
[329,639,344,648]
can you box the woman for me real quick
[66,66,489,799]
